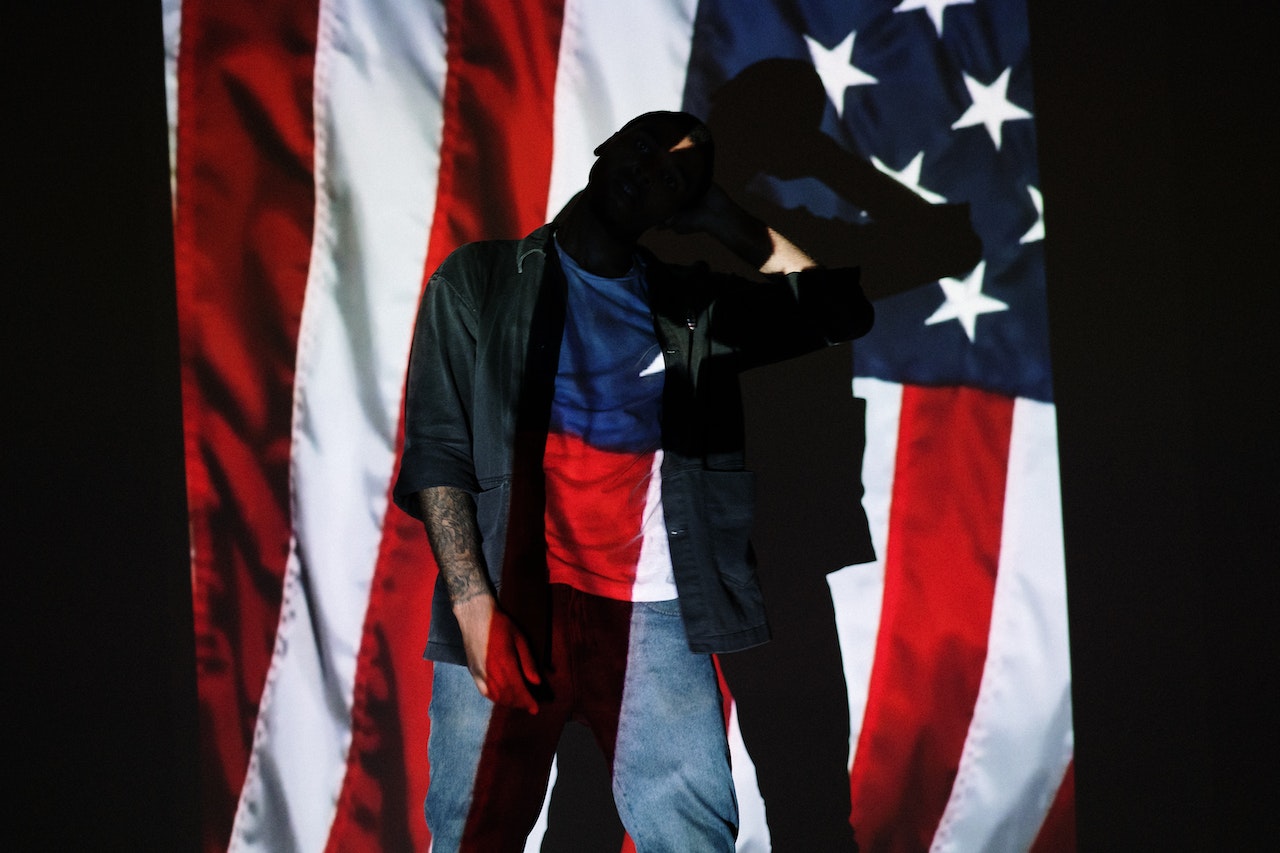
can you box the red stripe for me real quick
[425,0,566,268]
[324,2,566,849]
[848,385,1014,851]
[173,2,320,851]
[544,434,652,599]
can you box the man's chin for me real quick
[604,219,646,244]
[579,189,646,242]
[595,204,644,241]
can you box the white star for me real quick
[870,151,947,204]
[893,0,974,38]
[1019,185,1045,244]
[950,68,1032,150]
[638,352,665,377]
[925,261,1008,343]
[805,31,878,120]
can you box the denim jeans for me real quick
[426,584,738,852]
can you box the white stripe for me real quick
[544,5,818,846]
[162,0,181,199]
[634,450,679,601]
[521,2,704,845]
[521,761,558,853]
[834,376,903,772]
[229,0,448,849]
[728,701,772,853]
[545,0,700,221]
[930,398,1074,852]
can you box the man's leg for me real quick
[600,597,738,853]
[426,661,565,853]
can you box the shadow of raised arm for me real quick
[706,58,982,299]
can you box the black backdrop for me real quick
[8,1,1276,849]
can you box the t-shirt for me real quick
[543,240,677,601]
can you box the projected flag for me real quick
[166,0,1074,850]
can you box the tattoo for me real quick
[419,487,490,606]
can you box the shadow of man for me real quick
[699,58,980,852]
[542,58,980,852]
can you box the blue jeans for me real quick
[426,585,738,852]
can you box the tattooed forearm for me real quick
[419,486,491,607]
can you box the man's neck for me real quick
[555,196,640,278]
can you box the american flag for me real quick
[165,0,1074,850]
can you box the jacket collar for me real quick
[515,224,557,273]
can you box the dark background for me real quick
[8,1,1276,849]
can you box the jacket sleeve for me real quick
[708,265,873,367]
[788,265,874,343]
[393,268,481,520]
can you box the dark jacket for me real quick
[394,224,872,663]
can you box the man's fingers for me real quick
[478,620,540,714]
[507,682,540,716]
[491,662,539,715]
[513,633,541,686]
[499,634,539,714]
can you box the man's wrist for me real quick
[450,585,495,613]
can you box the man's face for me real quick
[586,117,711,238]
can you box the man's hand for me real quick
[453,594,542,715]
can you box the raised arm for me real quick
[667,182,816,275]
[662,182,873,357]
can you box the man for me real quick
[394,111,873,852]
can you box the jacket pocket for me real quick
[699,469,757,588]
